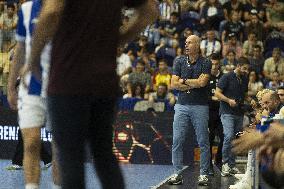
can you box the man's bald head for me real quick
[186,35,200,44]
[185,35,200,56]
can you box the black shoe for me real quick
[168,174,183,185]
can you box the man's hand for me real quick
[179,84,192,91]
[178,78,192,91]
[228,99,237,107]
[212,96,219,101]
[263,122,284,149]
[178,78,185,84]
[232,128,264,155]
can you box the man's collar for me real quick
[187,55,200,65]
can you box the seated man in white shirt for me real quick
[200,29,221,58]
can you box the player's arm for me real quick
[119,0,159,45]
[29,0,64,80]
[7,42,25,110]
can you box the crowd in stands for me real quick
[0,0,284,112]
[117,0,284,112]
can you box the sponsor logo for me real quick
[0,126,52,142]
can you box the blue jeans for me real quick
[172,104,210,175]
[221,114,243,167]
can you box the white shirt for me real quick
[116,53,131,76]
[16,0,51,97]
[200,39,221,57]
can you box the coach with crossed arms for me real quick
[168,35,212,186]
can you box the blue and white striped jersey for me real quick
[16,0,51,97]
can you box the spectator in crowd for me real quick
[264,29,284,59]
[175,46,183,57]
[244,10,265,41]
[0,1,4,16]
[192,0,207,12]
[117,47,132,92]
[153,59,171,90]
[0,3,17,51]
[266,71,284,90]
[179,27,192,49]
[207,53,223,170]
[248,44,265,78]
[200,29,221,58]
[168,35,211,186]
[127,59,152,99]
[116,47,132,78]
[199,0,223,31]
[0,42,11,96]
[243,0,265,22]
[155,38,167,54]
[222,10,244,43]
[141,52,156,74]
[123,82,145,99]
[248,71,263,101]
[148,82,175,107]
[126,35,152,61]
[159,0,174,22]
[160,12,182,46]
[221,49,237,74]
[137,35,151,58]
[223,0,244,22]
[277,86,284,105]
[215,58,249,177]
[263,47,284,81]
[242,31,263,58]
[155,38,177,67]
[222,33,242,59]
[264,0,284,30]
[220,0,244,35]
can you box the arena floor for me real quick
[0,160,238,189]
[0,160,174,189]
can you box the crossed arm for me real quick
[170,73,210,91]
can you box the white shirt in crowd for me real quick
[116,53,131,76]
[200,39,221,57]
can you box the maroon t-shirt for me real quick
[48,0,138,97]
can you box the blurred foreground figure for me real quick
[28,0,158,188]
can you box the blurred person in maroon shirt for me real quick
[26,0,159,189]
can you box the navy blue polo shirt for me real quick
[173,55,211,105]
[217,71,249,116]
